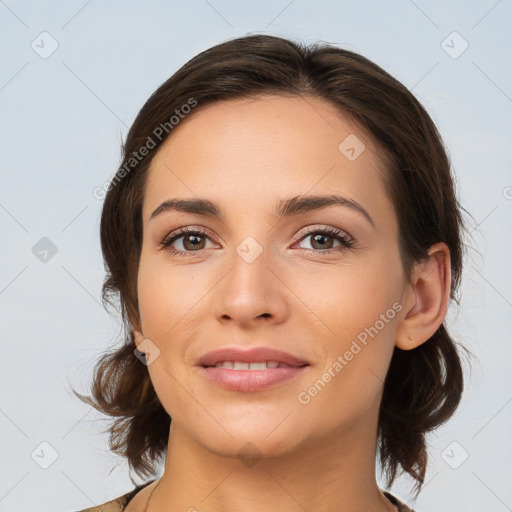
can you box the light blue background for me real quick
[1,1,511,511]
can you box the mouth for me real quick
[204,361,307,369]
[197,346,310,392]
[197,346,309,368]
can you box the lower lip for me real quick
[199,366,309,392]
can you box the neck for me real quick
[150,397,396,512]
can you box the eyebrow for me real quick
[149,194,376,229]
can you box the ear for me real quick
[395,242,451,350]
[129,314,146,349]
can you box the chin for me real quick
[201,432,302,464]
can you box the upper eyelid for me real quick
[164,226,218,243]
[295,225,352,240]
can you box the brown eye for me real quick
[296,227,355,253]
[309,233,335,250]
[160,228,216,255]
[182,233,206,251]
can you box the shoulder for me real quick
[382,490,417,512]
[72,480,156,512]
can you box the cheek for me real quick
[290,253,403,337]
[136,256,203,416]
[291,279,400,437]
[288,254,402,396]
[136,253,205,340]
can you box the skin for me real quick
[126,94,451,512]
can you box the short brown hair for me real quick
[74,33,475,496]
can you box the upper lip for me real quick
[197,346,309,367]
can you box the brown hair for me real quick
[74,33,474,496]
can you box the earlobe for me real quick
[395,242,451,350]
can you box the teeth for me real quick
[213,360,288,370]
[249,362,266,370]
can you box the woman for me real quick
[73,34,472,512]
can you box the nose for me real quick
[210,242,289,329]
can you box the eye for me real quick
[295,226,355,253]
[159,227,216,256]
[159,225,356,257]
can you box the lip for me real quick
[200,366,309,392]
[196,346,309,368]
[196,346,310,392]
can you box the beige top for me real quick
[73,480,416,511]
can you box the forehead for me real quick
[143,95,393,228]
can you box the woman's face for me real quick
[134,94,411,459]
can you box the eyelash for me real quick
[158,226,356,257]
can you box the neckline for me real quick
[122,479,158,509]
[382,490,403,511]
[122,481,407,511]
